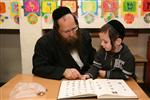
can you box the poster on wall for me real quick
[0,1,8,25]
[0,0,20,29]
[101,0,119,23]
[78,0,102,28]
[10,0,20,25]
[23,0,40,25]
[61,0,78,16]
[142,0,150,24]
[41,0,58,29]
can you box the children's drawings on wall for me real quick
[0,0,20,29]
[61,0,78,16]
[24,0,40,16]
[80,0,98,24]
[121,0,138,24]
[42,0,58,24]
[41,0,58,28]
[27,13,38,24]
[10,0,20,24]
[0,2,7,25]
[0,0,150,29]
[101,0,119,22]
[142,0,150,24]
[144,13,150,23]
[0,2,8,25]
[23,0,40,24]
[0,2,6,14]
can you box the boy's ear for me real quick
[115,38,122,45]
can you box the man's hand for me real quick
[63,68,81,80]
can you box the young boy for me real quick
[81,20,135,80]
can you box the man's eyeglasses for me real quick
[62,26,78,34]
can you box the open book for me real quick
[58,79,138,100]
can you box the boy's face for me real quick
[99,32,112,51]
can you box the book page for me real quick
[93,79,137,99]
[58,79,96,99]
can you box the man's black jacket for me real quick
[32,29,96,80]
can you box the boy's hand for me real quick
[99,70,106,78]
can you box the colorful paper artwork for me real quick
[143,0,150,12]
[42,0,57,15]
[122,0,138,24]
[144,13,150,23]
[84,13,95,24]
[101,0,119,22]
[10,0,20,24]
[81,0,98,15]
[27,13,38,24]
[81,0,98,24]
[61,0,78,16]
[23,0,40,24]
[0,0,150,28]
[0,2,8,25]
[0,2,6,14]
[24,0,40,16]
[142,0,150,24]
[41,0,58,24]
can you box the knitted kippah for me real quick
[108,20,125,38]
[52,6,71,22]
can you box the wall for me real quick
[0,30,21,82]
[19,1,42,75]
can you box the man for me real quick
[32,6,96,80]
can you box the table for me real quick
[1,74,149,100]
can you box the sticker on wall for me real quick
[27,13,38,24]
[41,0,58,24]
[101,0,119,22]
[61,0,78,16]
[10,0,20,24]
[80,0,98,24]
[121,0,138,24]
[144,13,150,23]
[23,0,40,16]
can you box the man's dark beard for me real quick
[57,31,81,52]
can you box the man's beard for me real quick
[57,31,81,51]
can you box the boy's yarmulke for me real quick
[108,20,125,38]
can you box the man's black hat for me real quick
[52,6,71,22]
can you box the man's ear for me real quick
[115,38,122,45]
